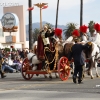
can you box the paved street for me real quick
[0,68,100,100]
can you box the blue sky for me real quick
[0,0,100,27]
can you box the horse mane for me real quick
[83,42,94,58]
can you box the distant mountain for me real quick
[26,21,66,41]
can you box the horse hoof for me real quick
[83,74,85,78]
[44,75,47,78]
[91,76,94,79]
[86,71,90,76]
[56,75,59,78]
[49,76,52,79]
[36,74,39,76]
[96,75,100,78]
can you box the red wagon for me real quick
[21,43,71,81]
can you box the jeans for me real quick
[2,64,14,73]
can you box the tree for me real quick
[63,23,78,39]
[88,21,95,37]
[45,23,54,29]
[33,28,40,42]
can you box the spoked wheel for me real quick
[58,57,70,81]
[21,57,34,80]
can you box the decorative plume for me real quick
[80,25,88,33]
[72,29,80,37]
[94,23,100,32]
[55,28,62,37]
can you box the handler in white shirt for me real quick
[64,29,80,45]
[80,25,88,44]
[92,23,100,47]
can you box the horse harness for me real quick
[29,55,36,63]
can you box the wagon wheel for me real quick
[58,57,70,81]
[21,57,34,80]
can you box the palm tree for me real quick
[88,21,95,37]
[46,23,54,29]
[33,28,40,42]
[63,23,78,39]
[29,0,33,49]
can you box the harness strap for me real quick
[30,55,36,63]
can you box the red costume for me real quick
[37,34,45,60]
[37,29,55,61]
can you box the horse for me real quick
[58,41,100,79]
[84,42,100,79]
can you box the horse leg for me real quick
[55,73,59,78]
[89,69,94,79]
[43,74,47,78]
[95,61,100,77]
[82,64,86,78]
[88,59,94,79]
[48,73,52,79]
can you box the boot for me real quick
[73,76,77,83]
[78,78,83,84]
[0,71,6,78]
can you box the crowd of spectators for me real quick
[0,48,29,78]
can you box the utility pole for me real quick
[55,0,59,29]
[29,0,33,49]
[80,0,83,36]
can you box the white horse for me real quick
[84,42,100,79]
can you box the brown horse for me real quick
[57,41,100,79]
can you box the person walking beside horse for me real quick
[68,38,92,84]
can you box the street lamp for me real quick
[80,0,83,36]
[34,3,48,30]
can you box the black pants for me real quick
[73,65,84,81]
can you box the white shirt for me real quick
[8,59,13,65]
[65,36,73,43]
[81,34,88,43]
[93,33,100,46]
[63,36,75,46]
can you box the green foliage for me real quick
[33,28,40,41]
[88,21,95,37]
[4,48,10,52]
[4,48,16,52]
[45,23,54,29]
[12,48,16,51]
[63,23,78,39]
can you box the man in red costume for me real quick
[79,25,88,43]
[93,23,100,47]
[64,29,80,45]
[54,28,63,44]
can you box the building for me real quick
[0,5,29,49]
